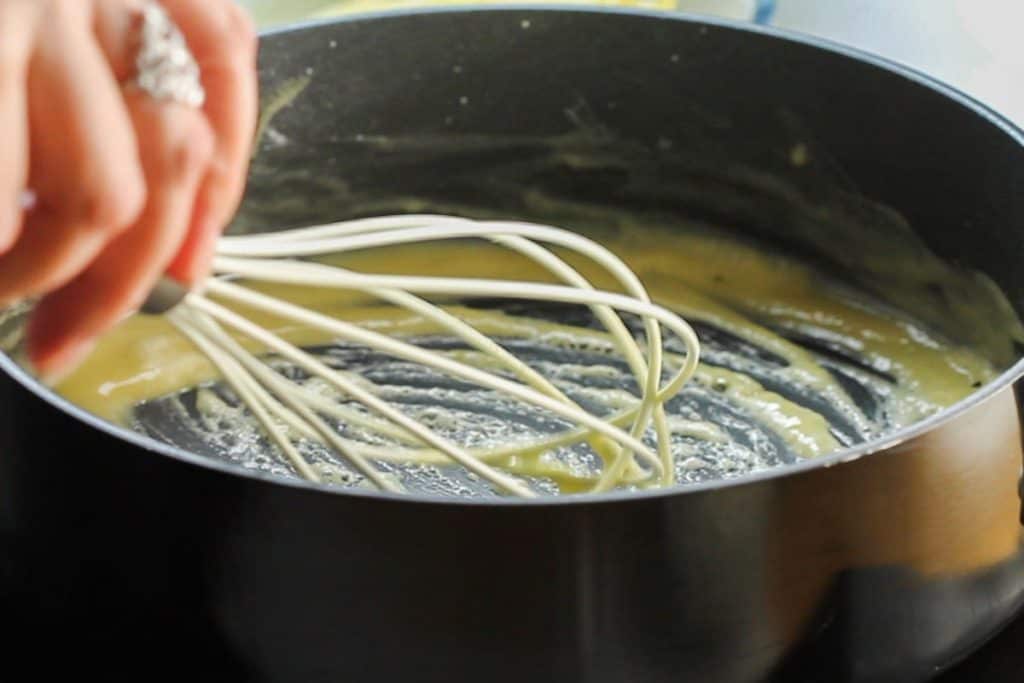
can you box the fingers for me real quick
[3,0,255,381]
[94,0,258,284]
[92,0,142,80]
[0,0,145,306]
[27,94,214,381]
[160,0,258,284]
[0,1,40,252]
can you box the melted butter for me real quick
[50,226,1008,490]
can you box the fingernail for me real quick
[168,213,218,286]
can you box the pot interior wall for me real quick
[239,8,1024,369]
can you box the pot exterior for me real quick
[1,368,1022,682]
[4,9,1024,682]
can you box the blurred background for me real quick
[237,0,1024,126]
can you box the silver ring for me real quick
[131,0,205,108]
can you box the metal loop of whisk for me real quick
[144,215,702,498]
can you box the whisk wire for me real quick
[177,308,404,492]
[207,260,700,400]
[171,312,323,482]
[187,293,541,497]
[164,215,701,497]
[202,278,674,472]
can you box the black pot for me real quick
[3,8,1024,682]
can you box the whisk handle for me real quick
[140,276,189,315]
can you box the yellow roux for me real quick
[52,225,1004,491]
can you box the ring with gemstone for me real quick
[129,0,205,108]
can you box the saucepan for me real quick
[2,8,1024,682]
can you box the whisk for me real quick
[145,214,701,498]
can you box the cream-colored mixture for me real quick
[43,224,1005,494]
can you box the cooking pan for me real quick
[2,7,1024,682]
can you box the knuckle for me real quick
[67,180,145,235]
[60,157,147,234]
[152,112,214,182]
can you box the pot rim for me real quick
[5,5,1024,508]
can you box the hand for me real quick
[0,0,258,382]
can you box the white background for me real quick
[771,0,1024,126]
